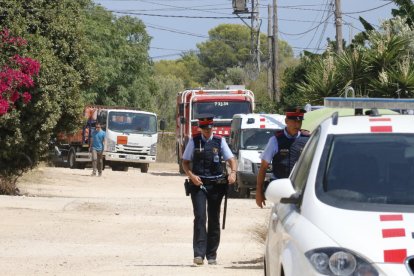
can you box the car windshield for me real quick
[321,134,414,206]
[192,101,251,119]
[108,111,157,134]
[241,129,277,150]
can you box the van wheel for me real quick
[141,164,149,173]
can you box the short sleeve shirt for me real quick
[92,130,106,151]
[182,135,233,161]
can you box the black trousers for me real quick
[190,184,226,260]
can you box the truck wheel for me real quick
[140,164,149,173]
[68,150,76,169]
[239,187,250,198]
[111,165,128,172]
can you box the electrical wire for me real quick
[110,10,246,19]
[279,13,333,36]
[343,2,393,15]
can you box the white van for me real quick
[229,113,285,198]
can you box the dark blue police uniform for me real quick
[190,133,227,261]
[272,129,310,178]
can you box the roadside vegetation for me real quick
[0,0,413,194]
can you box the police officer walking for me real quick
[182,114,237,266]
[256,108,310,208]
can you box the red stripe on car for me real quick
[369,118,391,122]
[380,214,403,221]
[371,126,393,132]
[260,125,265,128]
[382,228,406,238]
[384,249,407,263]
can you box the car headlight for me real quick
[150,143,157,155]
[106,139,116,152]
[305,248,378,276]
[238,158,253,172]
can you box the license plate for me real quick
[126,155,139,160]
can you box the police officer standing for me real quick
[255,108,310,208]
[182,114,237,266]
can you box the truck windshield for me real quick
[241,129,276,150]
[192,102,251,119]
[107,111,157,134]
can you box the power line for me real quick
[279,13,334,36]
[308,0,333,51]
[146,24,209,39]
[110,10,246,19]
[343,2,393,14]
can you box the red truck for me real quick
[175,88,255,173]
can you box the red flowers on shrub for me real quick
[0,28,40,116]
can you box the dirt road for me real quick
[0,163,268,275]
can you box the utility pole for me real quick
[272,0,280,103]
[267,5,273,99]
[232,0,261,78]
[334,0,343,53]
[251,0,260,73]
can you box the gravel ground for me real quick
[0,163,269,275]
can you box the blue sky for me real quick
[94,0,397,60]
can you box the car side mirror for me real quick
[265,178,296,204]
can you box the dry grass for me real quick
[0,176,19,195]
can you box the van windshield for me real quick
[241,129,276,150]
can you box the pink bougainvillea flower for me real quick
[0,83,8,94]
[22,91,32,104]
[0,98,9,115]
[10,90,20,102]
[11,55,40,76]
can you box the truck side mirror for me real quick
[180,116,186,124]
[159,119,166,131]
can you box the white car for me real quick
[264,99,414,276]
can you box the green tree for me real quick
[366,17,414,97]
[391,0,414,27]
[154,51,204,88]
[197,24,293,82]
[0,0,92,194]
[83,4,155,110]
[288,16,414,105]
[152,75,184,130]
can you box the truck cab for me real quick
[175,89,255,174]
[229,113,285,198]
